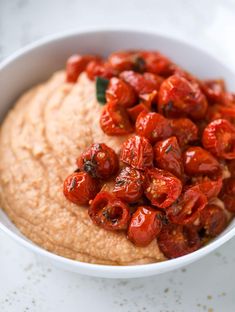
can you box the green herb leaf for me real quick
[96,77,109,104]
[165,144,173,153]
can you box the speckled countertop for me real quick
[0,0,235,311]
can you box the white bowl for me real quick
[0,29,235,278]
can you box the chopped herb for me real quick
[68,177,76,192]
[165,144,173,153]
[96,77,109,104]
[162,101,173,116]
[133,56,146,72]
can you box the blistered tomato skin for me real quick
[63,172,100,205]
[88,192,130,230]
[200,204,227,237]
[113,167,144,203]
[166,186,207,225]
[202,119,235,159]
[195,177,223,200]
[86,60,116,80]
[77,143,119,179]
[144,168,182,209]
[128,206,162,247]
[136,111,172,143]
[106,77,137,107]
[139,51,174,76]
[183,146,220,176]
[100,101,133,136]
[127,103,150,122]
[158,75,208,120]
[119,71,163,95]
[120,135,153,170]
[169,118,198,147]
[108,51,139,72]
[66,54,100,83]
[154,136,183,179]
[201,79,226,104]
[158,224,201,258]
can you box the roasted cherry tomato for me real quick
[108,51,142,72]
[154,136,183,178]
[194,177,223,200]
[183,146,220,176]
[158,75,208,119]
[166,186,207,225]
[220,177,235,212]
[139,51,174,76]
[202,119,235,159]
[136,111,172,143]
[86,60,116,80]
[158,224,201,258]
[127,103,150,123]
[77,143,119,179]
[66,54,100,83]
[169,118,198,147]
[127,206,162,246]
[200,204,227,237]
[88,192,130,230]
[106,77,137,107]
[100,101,133,135]
[120,135,153,170]
[63,172,100,205]
[120,71,163,95]
[144,168,182,208]
[113,167,144,203]
[201,79,226,104]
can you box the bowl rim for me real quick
[1,28,235,276]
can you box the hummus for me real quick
[0,71,165,265]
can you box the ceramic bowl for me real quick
[0,29,235,278]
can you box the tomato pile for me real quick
[63,50,235,259]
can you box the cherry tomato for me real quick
[127,103,150,123]
[120,135,153,170]
[139,51,174,76]
[136,111,172,143]
[166,186,207,225]
[183,146,220,176]
[144,168,182,208]
[63,172,100,205]
[108,51,141,72]
[88,191,130,230]
[202,119,235,159]
[169,118,198,147]
[127,206,162,246]
[113,167,144,203]
[105,77,137,107]
[158,224,201,258]
[100,101,133,135]
[158,75,208,119]
[200,204,227,237]
[86,60,116,80]
[77,143,119,179]
[194,177,223,200]
[66,54,100,83]
[120,71,163,95]
[201,79,226,104]
[154,136,183,178]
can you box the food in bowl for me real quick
[0,49,234,265]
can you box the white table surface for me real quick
[0,0,235,311]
